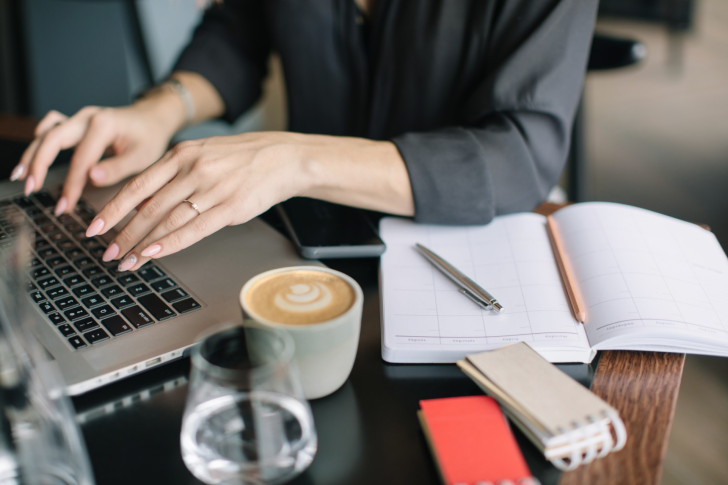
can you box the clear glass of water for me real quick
[181,324,317,485]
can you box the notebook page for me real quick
[379,214,592,363]
[552,202,728,350]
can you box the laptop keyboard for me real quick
[0,190,202,351]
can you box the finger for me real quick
[85,146,192,238]
[101,179,198,263]
[87,148,146,187]
[57,113,118,214]
[119,204,231,272]
[27,108,100,194]
[34,110,68,137]
[12,137,42,182]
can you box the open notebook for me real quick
[380,202,728,363]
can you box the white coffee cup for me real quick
[240,266,363,400]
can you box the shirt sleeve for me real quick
[172,1,270,123]
[392,0,598,225]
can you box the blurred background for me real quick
[0,0,726,483]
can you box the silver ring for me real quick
[182,199,201,216]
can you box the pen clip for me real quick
[459,288,492,310]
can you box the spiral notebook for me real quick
[457,342,626,470]
[380,202,728,364]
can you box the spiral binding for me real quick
[548,410,627,471]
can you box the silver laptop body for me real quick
[0,168,308,395]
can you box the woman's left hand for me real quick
[85,132,308,272]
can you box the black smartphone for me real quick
[276,198,386,259]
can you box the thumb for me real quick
[88,152,148,187]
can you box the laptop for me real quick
[0,166,310,395]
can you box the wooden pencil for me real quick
[546,215,585,323]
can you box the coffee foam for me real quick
[245,270,355,325]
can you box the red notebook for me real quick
[419,396,535,485]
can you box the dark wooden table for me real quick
[1,115,685,485]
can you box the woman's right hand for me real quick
[12,93,185,216]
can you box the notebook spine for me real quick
[549,410,627,471]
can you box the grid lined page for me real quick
[552,203,728,348]
[380,214,591,363]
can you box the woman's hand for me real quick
[85,132,413,272]
[12,96,185,216]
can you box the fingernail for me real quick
[54,196,68,216]
[102,243,120,262]
[89,166,106,182]
[24,176,35,196]
[141,244,162,257]
[117,254,137,272]
[10,165,24,181]
[86,218,104,237]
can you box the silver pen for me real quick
[415,243,505,314]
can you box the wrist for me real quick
[131,89,187,139]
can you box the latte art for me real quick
[245,270,355,325]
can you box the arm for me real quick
[11,1,264,215]
[393,0,599,224]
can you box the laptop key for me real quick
[37,276,60,290]
[38,300,56,314]
[13,196,35,208]
[161,288,189,303]
[48,312,65,326]
[72,285,94,298]
[73,317,98,333]
[151,278,176,293]
[73,256,94,269]
[81,294,106,308]
[91,275,114,288]
[89,246,105,259]
[118,273,140,286]
[27,282,37,292]
[121,306,154,328]
[32,266,50,279]
[48,232,66,242]
[39,222,60,234]
[56,239,76,251]
[46,286,69,300]
[138,265,166,282]
[37,247,57,259]
[137,294,176,320]
[33,238,50,250]
[57,214,75,224]
[55,265,76,277]
[82,265,104,278]
[83,328,110,345]
[63,274,85,287]
[55,296,79,311]
[33,215,51,226]
[91,305,115,319]
[128,283,151,296]
[64,307,89,321]
[64,222,84,233]
[101,285,123,298]
[72,230,87,240]
[46,256,67,268]
[173,298,201,314]
[30,291,45,303]
[64,247,84,259]
[68,335,87,349]
[101,315,133,336]
[30,257,42,267]
[110,295,134,309]
[81,238,102,249]
[58,324,76,337]
[33,191,56,207]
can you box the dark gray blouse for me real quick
[174,0,598,225]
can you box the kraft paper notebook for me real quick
[457,342,627,471]
[380,202,728,363]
